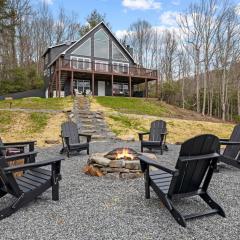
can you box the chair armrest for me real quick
[79,133,92,142]
[161,132,168,135]
[220,141,240,146]
[2,144,26,149]
[4,157,64,173]
[138,132,150,141]
[4,151,38,162]
[219,138,229,142]
[138,155,176,175]
[179,153,219,162]
[4,141,36,146]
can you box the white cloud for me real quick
[159,11,181,27]
[41,0,54,5]
[122,0,161,10]
[115,29,128,39]
[171,0,180,6]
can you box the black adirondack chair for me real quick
[0,138,36,163]
[60,121,91,157]
[138,120,168,154]
[139,134,225,227]
[0,151,63,220]
[219,124,240,169]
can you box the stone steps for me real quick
[73,96,116,141]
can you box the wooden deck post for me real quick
[58,58,61,98]
[58,69,61,97]
[145,78,148,98]
[92,73,95,96]
[111,75,114,96]
[55,72,58,98]
[156,78,158,98]
[70,71,74,95]
[129,76,132,97]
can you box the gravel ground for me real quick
[1,140,240,240]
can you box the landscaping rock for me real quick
[109,160,125,168]
[125,160,140,170]
[44,139,60,144]
[90,154,111,166]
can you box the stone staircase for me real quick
[73,96,116,141]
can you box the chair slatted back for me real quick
[168,135,219,196]
[0,137,6,157]
[0,156,22,197]
[149,120,167,141]
[61,122,80,144]
[223,124,240,160]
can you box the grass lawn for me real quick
[0,96,73,111]
[92,97,235,143]
[95,96,169,116]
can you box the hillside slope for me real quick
[92,97,234,143]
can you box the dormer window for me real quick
[94,29,109,59]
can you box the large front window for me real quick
[72,38,91,56]
[113,82,129,96]
[112,62,129,74]
[74,80,90,94]
[94,29,109,59]
[112,43,127,61]
[95,60,108,72]
[70,57,91,70]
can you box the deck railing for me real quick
[58,59,157,78]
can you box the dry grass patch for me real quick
[0,110,67,147]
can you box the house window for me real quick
[94,29,109,59]
[74,79,91,94]
[95,60,108,72]
[70,56,91,70]
[112,43,127,61]
[72,38,91,56]
[112,61,129,74]
[113,82,129,96]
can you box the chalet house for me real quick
[42,22,158,98]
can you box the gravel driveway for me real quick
[1,140,240,240]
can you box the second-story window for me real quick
[94,29,109,59]
[112,62,129,74]
[70,56,91,70]
[95,60,108,72]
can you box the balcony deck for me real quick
[57,59,158,80]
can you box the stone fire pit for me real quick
[83,148,157,179]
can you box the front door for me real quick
[98,81,105,96]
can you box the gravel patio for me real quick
[1,140,240,240]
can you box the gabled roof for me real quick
[46,21,135,67]
[42,41,76,57]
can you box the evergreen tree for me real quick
[79,9,110,36]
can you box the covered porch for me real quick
[62,71,158,97]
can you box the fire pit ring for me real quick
[83,147,157,179]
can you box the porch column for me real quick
[155,78,158,98]
[92,73,95,96]
[55,71,58,98]
[145,78,148,98]
[129,76,132,97]
[58,70,61,97]
[70,71,74,95]
[111,75,114,96]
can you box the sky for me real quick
[38,0,239,38]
